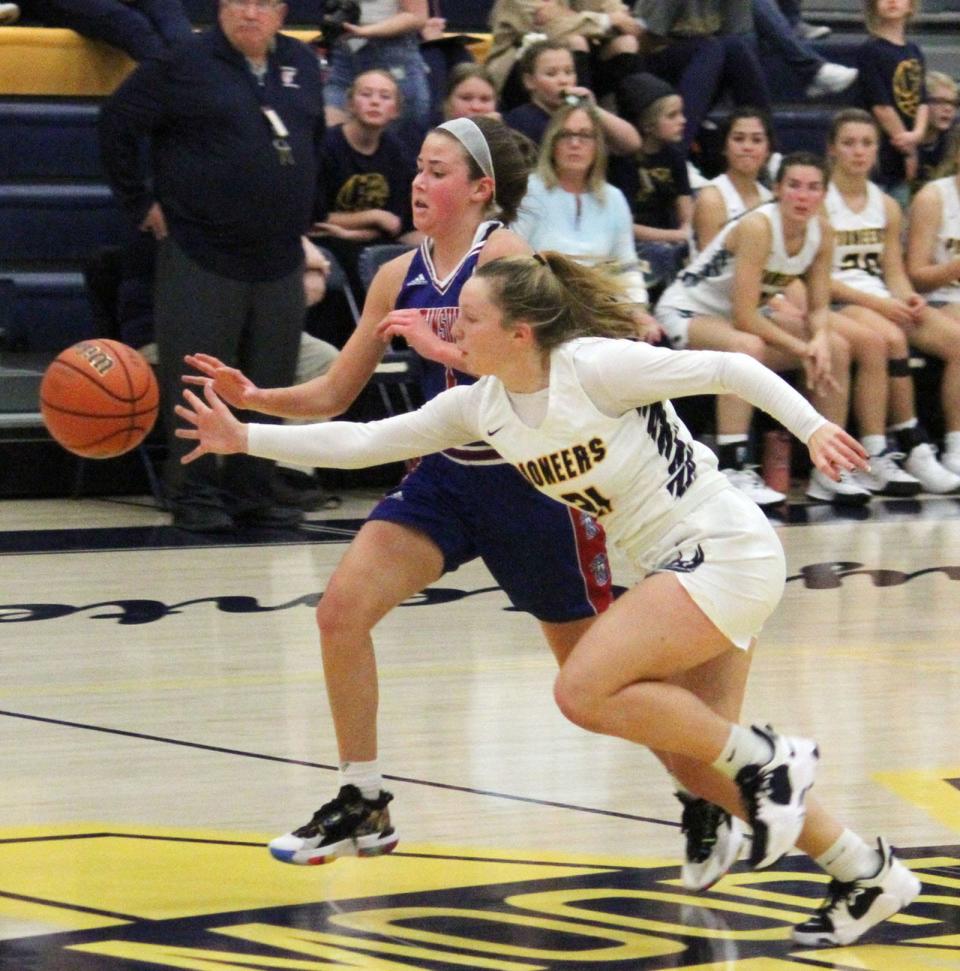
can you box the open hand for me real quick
[174,384,248,463]
[183,353,259,410]
[807,422,869,480]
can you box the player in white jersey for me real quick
[177,250,921,948]
[826,109,960,493]
[906,126,960,473]
[657,152,870,505]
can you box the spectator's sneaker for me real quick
[796,19,831,40]
[912,443,960,488]
[806,468,872,506]
[268,785,397,865]
[677,793,745,890]
[806,63,858,98]
[792,838,921,945]
[722,467,787,508]
[854,449,921,497]
[735,725,819,870]
[0,2,19,23]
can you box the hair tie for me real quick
[436,118,495,186]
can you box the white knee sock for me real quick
[711,725,774,779]
[816,829,882,883]
[339,760,383,800]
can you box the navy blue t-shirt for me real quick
[319,125,416,234]
[609,144,691,229]
[504,102,552,146]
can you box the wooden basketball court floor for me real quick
[1,487,959,970]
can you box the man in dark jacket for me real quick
[100,0,325,531]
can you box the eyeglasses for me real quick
[556,130,598,143]
[224,0,282,11]
[928,97,959,107]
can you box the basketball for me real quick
[40,339,160,459]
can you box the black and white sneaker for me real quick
[677,793,745,890]
[853,449,921,497]
[268,785,398,865]
[792,837,921,945]
[736,725,819,870]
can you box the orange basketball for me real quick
[40,339,160,459]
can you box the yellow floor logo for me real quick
[1,825,958,970]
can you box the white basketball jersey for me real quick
[689,174,773,260]
[660,202,821,318]
[826,181,890,298]
[469,339,728,561]
[928,176,960,304]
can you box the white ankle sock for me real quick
[816,829,882,883]
[945,431,960,456]
[712,725,774,780]
[339,760,383,800]
[861,434,886,457]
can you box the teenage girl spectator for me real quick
[655,152,871,507]
[611,74,692,294]
[855,0,927,203]
[178,252,921,950]
[692,107,774,258]
[905,126,960,475]
[633,0,772,153]
[914,71,959,192]
[825,109,960,495]
[512,102,661,340]
[486,0,644,114]
[321,0,430,129]
[502,40,640,154]
[312,68,422,297]
[20,0,191,61]
[442,62,502,122]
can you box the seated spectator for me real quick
[512,102,661,341]
[19,0,191,61]
[442,62,502,122]
[655,152,870,507]
[633,0,773,153]
[486,0,644,113]
[855,0,927,204]
[906,126,960,474]
[419,12,479,126]
[320,0,429,130]
[503,40,640,154]
[692,106,775,259]
[751,0,856,100]
[915,71,959,192]
[312,68,423,298]
[610,73,692,294]
[825,108,960,495]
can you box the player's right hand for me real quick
[183,353,259,410]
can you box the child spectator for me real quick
[442,62,502,122]
[611,73,692,294]
[855,0,927,203]
[502,40,640,155]
[312,68,423,298]
[915,71,959,192]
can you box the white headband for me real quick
[437,118,495,185]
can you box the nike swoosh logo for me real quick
[486,426,504,436]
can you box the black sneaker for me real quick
[234,503,304,528]
[677,793,745,890]
[792,837,921,945]
[171,501,235,533]
[272,468,342,511]
[268,785,398,865]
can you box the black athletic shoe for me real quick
[677,792,745,890]
[268,785,398,865]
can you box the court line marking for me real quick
[0,708,678,829]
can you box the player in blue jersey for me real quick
[184,116,613,864]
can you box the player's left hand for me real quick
[174,384,248,463]
[807,422,869,480]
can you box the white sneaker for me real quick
[796,19,831,40]
[723,467,787,508]
[736,725,819,870]
[0,2,20,23]
[854,449,921,497]
[806,62,858,98]
[792,837,921,945]
[805,468,872,506]
[904,442,960,494]
[677,793,746,891]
